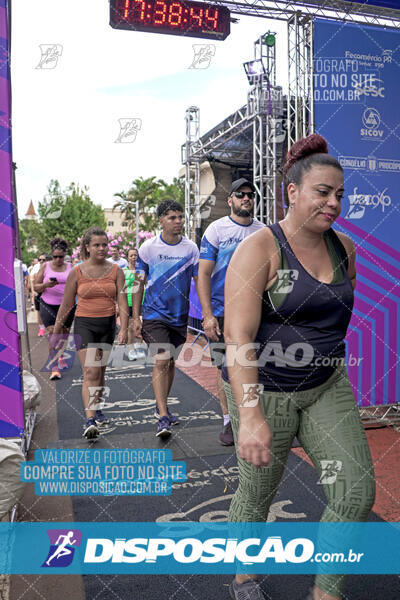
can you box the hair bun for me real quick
[283,133,329,176]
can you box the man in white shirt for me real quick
[108,245,128,268]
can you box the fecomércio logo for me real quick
[42,529,82,567]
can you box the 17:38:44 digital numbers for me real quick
[110,0,231,40]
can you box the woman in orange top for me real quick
[52,227,129,440]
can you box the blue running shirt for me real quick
[200,216,265,316]
[136,235,199,326]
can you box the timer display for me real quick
[110,0,230,40]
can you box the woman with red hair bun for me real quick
[223,134,375,600]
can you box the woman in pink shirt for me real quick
[34,238,76,379]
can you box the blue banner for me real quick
[0,522,399,574]
[314,18,400,407]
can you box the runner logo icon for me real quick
[274,269,299,293]
[360,108,384,140]
[318,460,343,485]
[42,529,82,567]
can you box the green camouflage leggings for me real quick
[223,366,375,597]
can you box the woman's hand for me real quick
[46,280,57,288]
[237,415,272,468]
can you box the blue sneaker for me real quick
[95,410,109,426]
[156,416,171,438]
[154,407,179,425]
[83,417,99,440]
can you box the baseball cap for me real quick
[230,178,256,194]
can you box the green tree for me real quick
[19,218,44,263]
[37,180,106,252]
[155,177,185,205]
[113,176,185,233]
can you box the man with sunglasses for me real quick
[198,179,265,446]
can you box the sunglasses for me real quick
[234,191,255,200]
[52,255,64,259]
[39,258,46,262]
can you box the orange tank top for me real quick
[75,263,118,317]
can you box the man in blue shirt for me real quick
[198,179,265,446]
[133,200,199,438]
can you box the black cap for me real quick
[230,178,256,195]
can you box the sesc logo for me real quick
[353,75,385,99]
[360,108,384,141]
[42,529,82,567]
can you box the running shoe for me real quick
[134,344,147,360]
[58,355,68,370]
[219,421,234,446]
[95,410,109,426]
[128,348,138,361]
[83,417,99,440]
[156,416,171,438]
[229,578,265,600]
[38,326,46,337]
[154,407,179,425]
[49,369,61,380]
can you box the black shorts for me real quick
[74,315,116,350]
[40,297,75,329]
[142,319,187,357]
[34,293,41,311]
[209,316,225,370]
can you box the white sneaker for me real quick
[128,349,138,361]
[134,343,147,359]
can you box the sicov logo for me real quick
[42,529,82,567]
[360,108,384,141]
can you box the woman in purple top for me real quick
[34,238,76,380]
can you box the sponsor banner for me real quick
[314,18,400,406]
[0,522,399,574]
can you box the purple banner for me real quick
[0,0,24,436]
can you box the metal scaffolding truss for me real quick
[213,0,400,28]
[183,107,201,241]
[185,105,251,164]
[183,34,287,231]
[287,13,314,146]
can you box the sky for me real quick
[11,0,288,216]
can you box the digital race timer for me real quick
[110,0,230,40]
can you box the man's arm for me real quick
[132,273,146,338]
[197,259,220,341]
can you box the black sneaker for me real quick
[83,417,99,440]
[219,421,234,446]
[229,578,265,600]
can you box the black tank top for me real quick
[222,223,354,392]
